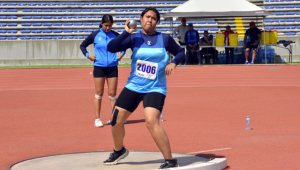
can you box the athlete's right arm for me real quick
[80,31,98,60]
[107,20,137,53]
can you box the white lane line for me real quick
[188,147,232,154]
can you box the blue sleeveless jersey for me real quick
[125,32,169,96]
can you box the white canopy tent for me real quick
[164,0,272,64]
[164,0,271,18]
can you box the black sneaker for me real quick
[103,148,129,165]
[159,159,179,169]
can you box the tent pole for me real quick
[264,16,267,64]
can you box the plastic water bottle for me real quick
[246,116,251,130]
[159,112,164,122]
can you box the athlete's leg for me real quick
[107,77,118,110]
[94,77,105,119]
[245,48,250,62]
[251,49,256,63]
[110,106,132,150]
[144,107,172,160]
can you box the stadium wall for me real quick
[0,40,132,66]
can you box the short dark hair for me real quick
[226,25,231,29]
[204,31,208,34]
[99,14,113,28]
[141,7,160,23]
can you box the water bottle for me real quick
[246,116,251,130]
[159,112,164,122]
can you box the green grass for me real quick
[0,64,131,69]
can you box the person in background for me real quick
[199,31,218,64]
[80,15,124,128]
[184,23,201,65]
[173,18,189,63]
[224,26,234,64]
[243,21,261,65]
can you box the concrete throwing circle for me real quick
[10,151,227,170]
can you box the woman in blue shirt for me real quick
[103,8,184,169]
[80,15,124,128]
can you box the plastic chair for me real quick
[22,9,32,12]
[8,9,18,12]
[84,29,94,32]
[285,12,295,15]
[27,3,36,6]
[207,21,216,24]
[42,36,52,39]
[124,9,133,12]
[42,9,52,12]
[53,16,62,19]
[32,9,42,12]
[63,29,73,33]
[52,36,62,39]
[73,29,83,32]
[133,2,142,5]
[7,16,17,19]
[0,30,6,33]
[0,3,7,6]
[0,37,6,40]
[7,23,17,27]
[22,23,31,26]
[72,9,81,12]
[32,16,42,19]
[52,9,62,12]
[63,16,72,19]
[42,16,52,19]
[42,30,52,33]
[52,30,63,33]
[82,9,91,12]
[63,36,73,39]
[32,23,42,26]
[82,15,92,18]
[104,2,114,5]
[86,3,95,5]
[92,15,102,18]
[37,3,47,6]
[66,3,76,5]
[7,30,17,33]
[48,3,56,6]
[72,16,82,19]
[62,9,72,12]
[76,3,85,6]
[7,37,17,40]
[92,9,101,12]
[0,23,7,27]
[264,19,274,22]
[74,36,84,39]
[74,23,83,26]
[114,2,123,5]
[7,3,17,6]
[53,23,62,26]
[20,37,30,40]
[83,23,93,26]
[285,32,296,35]
[21,16,31,19]
[124,2,132,5]
[102,9,111,12]
[95,2,104,5]
[31,37,41,40]
[42,23,52,26]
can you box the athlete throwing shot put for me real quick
[104,7,184,169]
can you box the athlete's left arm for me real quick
[164,35,185,65]
[164,34,185,75]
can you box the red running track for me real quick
[0,65,300,170]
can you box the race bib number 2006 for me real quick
[136,60,158,80]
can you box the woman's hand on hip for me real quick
[88,55,96,61]
[165,63,176,76]
[118,54,124,61]
[125,19,137,34]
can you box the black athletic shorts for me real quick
[115,87,166,113]
[246,42,258,51]
[93,66,118,78]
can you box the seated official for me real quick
[199,31,218,64]
[184,23,201,65]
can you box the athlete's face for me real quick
[141,10,158,34]
[102,21,113,32]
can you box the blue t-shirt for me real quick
[200,36,213,45]
[245,27,261,43]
